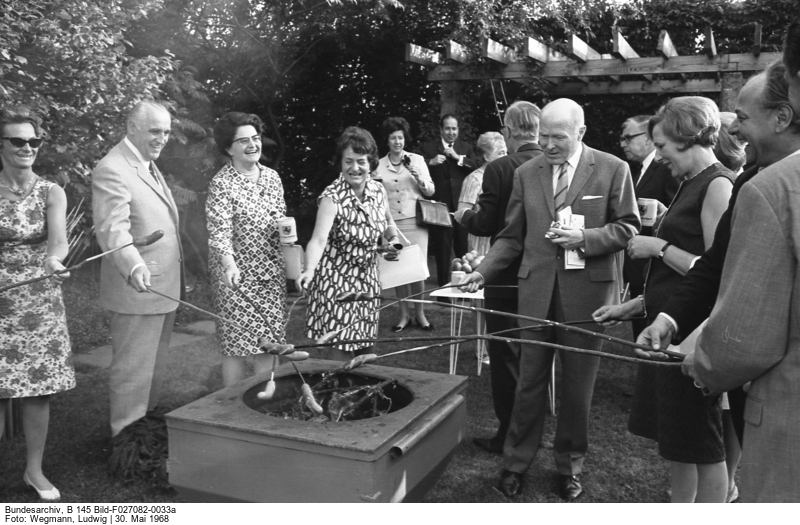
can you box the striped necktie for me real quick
[149,163,160,186]
[554,163,568,212]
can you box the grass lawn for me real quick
[0,268,672,503]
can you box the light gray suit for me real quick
[477,144,639,475]
[92,139,183,436]
[694,153,800,502]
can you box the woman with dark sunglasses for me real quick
[0,105,73,501]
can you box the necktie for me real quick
[554,163,568,212]
[149,163,160,186]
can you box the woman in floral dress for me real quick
[0,105,73,501]
[206,112,287,387]
[297,127,400,361]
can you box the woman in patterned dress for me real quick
[297,127,400,361]
[206,112,287,387]
[374,117,435,332]
[0,105,73,501]
[593,97,734,502]
[457,131,508,256]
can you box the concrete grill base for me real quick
[165,359,468,502]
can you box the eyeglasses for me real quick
[619,132,646,144]
[233,135,262,146]
[2,137,44,148]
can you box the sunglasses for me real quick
[2,137,44,148]
[619,132,646,144]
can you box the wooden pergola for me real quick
[406,25,781,114]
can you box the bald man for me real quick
[462,98,639,499]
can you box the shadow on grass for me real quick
[1,283,670,503]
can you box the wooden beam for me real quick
[525,37,569,64]
[427,52,782,82]
[612,28,652,82]
[612,28,639,61]
[753,23,762,56]
[567,33,602,63]
[405,43,443,67]
[548,78,722,96]
[658,30,679,59]
[444,40,468,63]
[704,27,717,58]
[482,37,516,64]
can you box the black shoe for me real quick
[473,436,503,454]
[557,475,582,501]
[418,322,435,332]
[498,470,523,498]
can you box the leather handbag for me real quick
[416,199,452,228]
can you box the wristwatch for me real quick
[658,242,671,259]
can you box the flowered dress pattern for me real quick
[305,176,387,352]
[0,179,74,398]
[459,166,491,256]
[206,163,287,357]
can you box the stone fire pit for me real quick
[165,359,468,502]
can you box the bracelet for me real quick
[223,261,236,271]
[44,255,61,266]
[658,242,671,259]
[638,295,647,317]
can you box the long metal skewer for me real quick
[0,230,165,294]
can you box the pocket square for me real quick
[582,195,602,200]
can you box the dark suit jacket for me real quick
[461,142,542,299]
[659,165,759,340]
[478,145,639,321]
[418,137,478,211]
[624,160,680,291]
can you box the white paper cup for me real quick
[277,217,297,244]
[637,198,658,227]
[451,270,466,293]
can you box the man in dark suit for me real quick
[619,115,679,337]
[641,62,800,448]
[785,17,800,113]
[418,114,478,287]
[454,101,542,454]
[462,98,639,500]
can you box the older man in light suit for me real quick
[462,98,639,499]
[92,100,183,437]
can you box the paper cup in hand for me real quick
[637,198,658,227]
[451,271,466,293]
[277,217,297,244]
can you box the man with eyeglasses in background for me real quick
[619,115,678,338]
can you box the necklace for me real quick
[0,175,35,197]
[389,155,404,167]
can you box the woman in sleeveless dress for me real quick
[0,105,73,501]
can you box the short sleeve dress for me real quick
[459,166,491,256]
[206,163,287,356]
[305,175,388,352]
[0,179,75,398]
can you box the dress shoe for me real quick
[473,436,504,454]
[418,321,435,332]
[557,474,582,501]
[498,470,523,497]
[726,483,739,503]
[23,472,60,502]
[392,318,411,333]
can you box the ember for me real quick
[244,371,412,422]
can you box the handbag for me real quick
[416,199,453,228]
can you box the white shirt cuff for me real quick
[457,155,464,166]
[130,262,147,279]
[657,312,679,334]
[689,256,701,269]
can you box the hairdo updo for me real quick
[648,96,720,152]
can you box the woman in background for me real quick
[297,127,400,361]
[206,112,287,387]
[0,105,73,501]
[458,131,507,256]
[374,117,435,332]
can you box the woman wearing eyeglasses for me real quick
[206,112,288,387]
[0,105,73,501]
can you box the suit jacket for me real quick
[478,145,639,321]
[694,154,800,502]
[659,166,759,340]
[624,160,680,292]
[418,137,478,211]
[92,139,183,314]
[461,142,542,299]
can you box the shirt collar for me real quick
[123,136,150,170]
[564,142,583,170]
[640,149,656,174]
[441,137,454,149]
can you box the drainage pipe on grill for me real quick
[390,394,464,459]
